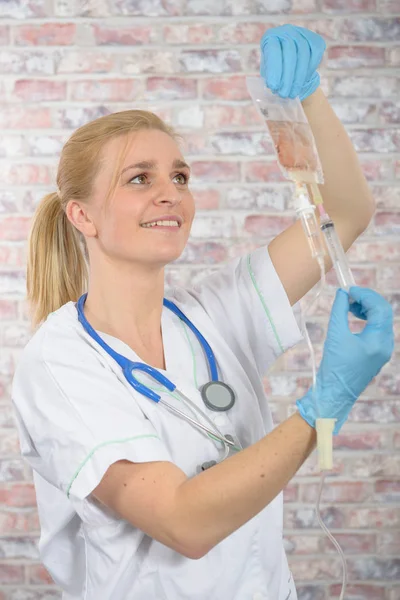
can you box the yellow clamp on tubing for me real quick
[316,418,336,471]
[310,183,323,205]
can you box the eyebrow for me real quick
[120,159,191,176]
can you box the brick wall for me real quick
[0,0,399,598]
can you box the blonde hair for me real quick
[26,110,177,330]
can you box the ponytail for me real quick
[26,192,88,331]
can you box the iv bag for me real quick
[246,76,324,185]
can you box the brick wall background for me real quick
[0,0,399,598]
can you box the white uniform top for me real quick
[12,246,303,600]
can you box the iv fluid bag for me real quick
[246,76,324,185]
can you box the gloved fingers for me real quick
[326,288,351,336]
[298,27,326,80]
[263,36,283,92]
[348,286,393,327]
[279,36,298,98]
[289,32,311,98]
[349,299,368,321]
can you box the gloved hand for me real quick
[297,287,394,435]
[260,24,326,101]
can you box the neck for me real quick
[84,261,165,348]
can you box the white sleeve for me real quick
[11,327,172,506]
[185,244,303,377]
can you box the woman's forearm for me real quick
[302,88,375,232]
[174,413,316,558]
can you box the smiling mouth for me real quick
[140,219,181,229]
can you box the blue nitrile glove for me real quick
[260,24,326,101]
[297,287,394,435]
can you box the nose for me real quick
[152,177,182,206]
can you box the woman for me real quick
[11,25,393,600]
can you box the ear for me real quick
[65,200,98,238]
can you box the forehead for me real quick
[104,129,183,167]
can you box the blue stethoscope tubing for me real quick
[76,293,238,453]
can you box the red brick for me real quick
[225,185,290,211]
[322,533,376,554]
[0,300,18,321]
[191,161,240,182]
[0,511,36,534]
[347,557,400,581]
[0,106,51,129]
[330,75,399,98]
[290,557,342,580]
[14,23,76,46]
[201,76,249,100]
[327,46,386,69]
[300,481,373,503]
[147,77,197,100]
[288,19,339,41]
[378,373,400,396]
[177,241,228,264]
[0,430,20,455]
[350,129,400,153]
[0,564,24,584]
[379,101,400,125]
[203,104,262,129]
[191,188,220,209]
[330,100,377,125]
[123,51,175,75]
[375,480,400,502]
[334,430,390,450]
[377,531,400,555]
[0,165,51,186]
[340,17,400,41]
[284,534,320,555]
[1,0,47,18]
[93,24,155,45]
[0,484,37,508]
[26,563,55,584]
[374,211,400,235]
[322,0,376,11]
[13,80,66,102]
[186,0,253,15]
[190,214,238,238]
[163,24,214,44]
[0,26,10,45]
[388,47,400,66]
[217,22,271,44]
[112,0,184,16]
[348,240,400,263]
[378,265,400,289]
[348,506,400,528]
[348,454,400,478]
[243,160,286,183]
[359,158,393,181]
[57,51,116,74]
[283,483,299,502]
[0,242,28,268]
[329,583,385,599]
[380,0,400,11]
[244,214,295,238]
[70,79,142,102]
[179,50,242,73]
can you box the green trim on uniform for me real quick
[246,254,284,354]
[66,434,160,498]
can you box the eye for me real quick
[129,174,148,185]
[174,173,189,185]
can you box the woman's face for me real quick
[83,129,195,270]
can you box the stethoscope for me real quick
[76,293,241,466]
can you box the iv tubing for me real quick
[298,199,348,600]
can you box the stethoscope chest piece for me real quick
[201,381,236,412]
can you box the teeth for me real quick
[141,220,180,228]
